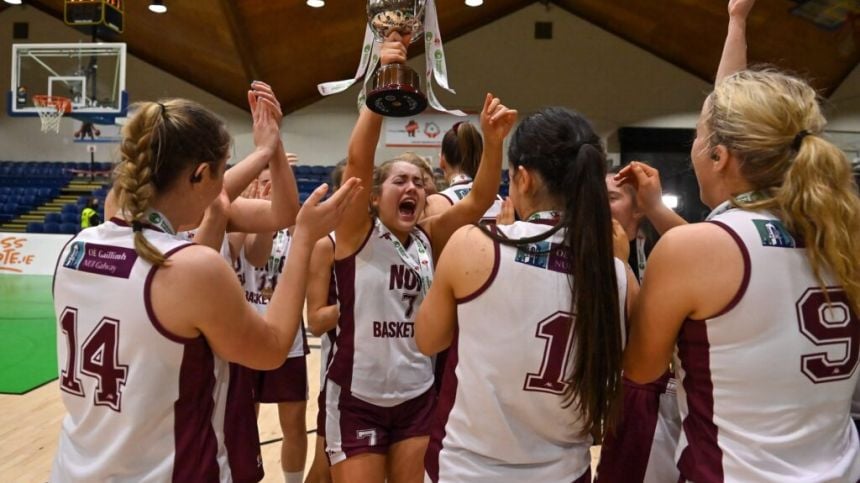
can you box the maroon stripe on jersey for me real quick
[595,372,670,483]
[173,338,221,482]
[439,193,456,206]
[573,468,591,483]
[702,221,751,319]
[329,253,358,389]
[455,236,500,304]
[144,243,197,344]
[224,363,264,483]
[425,327,460,482]
[676,319,723,482]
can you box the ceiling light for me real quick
[148,0,167,14]
[3,0,23,5]
[306,0,325,7]
[465,0,483,6]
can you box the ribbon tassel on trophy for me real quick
[317,0,466,118]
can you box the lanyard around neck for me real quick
[376,219,433,298]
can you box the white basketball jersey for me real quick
[674,209,860,482]
[234,230,305,358]
[437,181,502,221]
[328,223,434,407]
[51,220,237,482]
[427,220,628,482]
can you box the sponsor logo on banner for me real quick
[0,236,36,273]
[384,113,479,148]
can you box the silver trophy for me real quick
[365,0,428,117]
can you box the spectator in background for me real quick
[80,197,101,229]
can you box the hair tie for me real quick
[132,221,143,233]
[792,130,810,151]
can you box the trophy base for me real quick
[367,64,428,117]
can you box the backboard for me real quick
[9,43,127,124]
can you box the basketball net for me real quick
[33,95,71,134]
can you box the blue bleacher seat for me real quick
[43,222,61,234]
[61,213,80,224]
[59,223,79,234]
[62,203,79,214]
[45,213,62,224]
[26,222,44,233]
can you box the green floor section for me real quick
[0,274,57,394]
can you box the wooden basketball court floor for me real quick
[0,279,601,482]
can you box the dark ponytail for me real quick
[441,121,483,178]
[480,108,622,438]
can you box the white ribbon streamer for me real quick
[317,0,465,116]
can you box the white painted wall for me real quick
[1,3,857,166]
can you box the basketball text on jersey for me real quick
[62,241,137,278]
[373,321,415,338]
[514,241,571,273]
[752,219,797,248]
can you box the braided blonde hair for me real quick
[114,99,231,265]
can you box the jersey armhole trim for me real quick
[690,220,752,321]
[51,234,78,297]
[335,223,373,262]
[144,243,202,345]
[437,193,455,206]
[455,228,500,304]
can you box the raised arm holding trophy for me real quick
[318,0,465,117]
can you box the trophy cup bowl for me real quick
[366,0,428,117]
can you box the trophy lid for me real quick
[367,0,426,43]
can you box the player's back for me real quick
[51,220,235,482]
[427,219,627,482]
[436,180,501,221]
[676,209,860,482]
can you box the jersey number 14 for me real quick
[59,307,128,411]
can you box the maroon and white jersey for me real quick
[234,230,305,359]
[426,220,628,482]
[51,220,241,482]
[328,222,434,407]
[675,208,860,482]
[437,180,502,221]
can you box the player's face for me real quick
[258,169,272,200]
[376,161,426,237]
[606,174,641,241]
[691,100,719,208]
[423,171,437,195]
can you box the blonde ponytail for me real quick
[777,136,860,313]
[707,68,860,313]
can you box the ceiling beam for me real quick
[217,0,261,84]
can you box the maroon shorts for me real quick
[253,355,309,404]
[595,371,680,483]
[324,381,435,465]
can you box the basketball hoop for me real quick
[33,95,72,134]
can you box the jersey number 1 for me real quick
[523,312,574,395]
[60,307,128,411]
